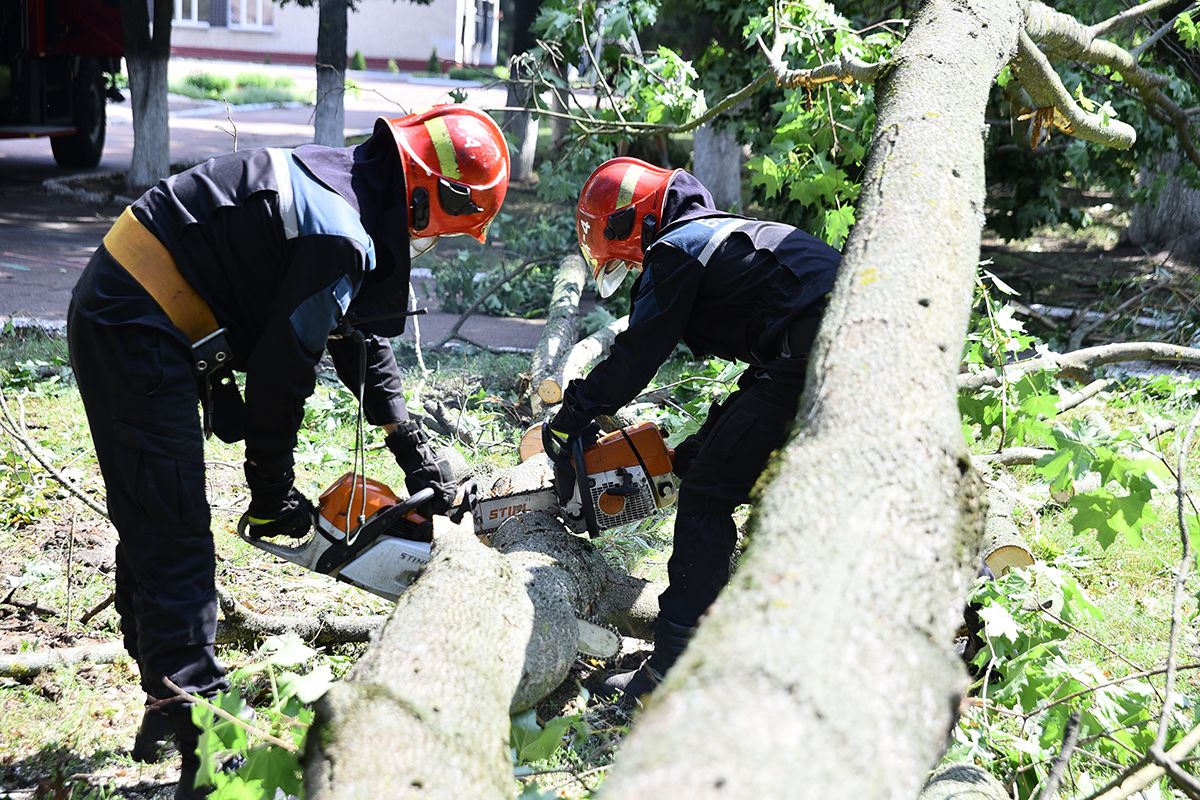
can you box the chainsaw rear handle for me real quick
[236,486,434,544]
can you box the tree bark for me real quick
[506,74,540,184]
[121,0,172,192]
[692,123,742,211]
[1128,150,1200,259]
[315,0,348,147]
[916,764,1009,800]
[529,255,587,414]
[598,1,1022,798]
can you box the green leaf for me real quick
[277,662,334,704]
[1068,489,1157,548]
[261,633,317,668]
[978,603,1021,643]
[822,206,855,248]
[510,710,577,764]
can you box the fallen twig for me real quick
[80,592,115,626]
[0,389,109,519]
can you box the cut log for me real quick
[538,315,630,411]
[982,488,1035,577]
[0,641,128,679]
[305,458,660,798]
[529,256,588,415]
[916,764,1009,800]
[518,423,544,462]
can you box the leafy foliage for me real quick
[194,634,345,800]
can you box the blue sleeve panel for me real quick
[288,274,354,354]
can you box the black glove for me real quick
[385,420,457,515]
[244,461,314,540]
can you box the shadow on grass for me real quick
[0,742,172,799]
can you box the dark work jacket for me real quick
[564,172,842,422]
[72,134,412,471]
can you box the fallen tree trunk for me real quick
[0,640,128,679]
[306,458,662,798]
[981,486,1035,577]
[529,256,588,415]
[538,315,629,410]
[598,1,1020,797]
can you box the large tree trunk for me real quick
[314,0,348,147]
[692,123,742,211]
[506,74,540,184]
[120,0,172,192]
[1128,150,1200,258]
[598,1,1021,798]
[305,460,662,798]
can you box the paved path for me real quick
[0,64,544,351]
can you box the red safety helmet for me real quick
[377,105,510,249]
[576,157,680,297]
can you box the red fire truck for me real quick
[1,0,122,167]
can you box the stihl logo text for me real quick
[489,502,528,520]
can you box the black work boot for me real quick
[168,704,212,800]
[600,618,695,707]
[130,695,175,763]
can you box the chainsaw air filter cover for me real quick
[317,472,401,537]
[578,422,677,531]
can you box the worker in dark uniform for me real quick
[547,157,841,704]
[68,106,510,798]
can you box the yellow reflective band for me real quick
[616,164,645,208]
[246,515,275,525]
[423,116,461,180]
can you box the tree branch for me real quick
[1013,29,1137,149]
[756,35,887,89]
[1090,0,1178,37]
[959,342,1200,391]
[1038,711,1082,800]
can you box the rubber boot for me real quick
[600,618,695,707]
[130,695,175,763]
[169,705,212,800]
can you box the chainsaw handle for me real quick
[397,487,435,513]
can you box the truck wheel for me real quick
[51,59,107,168]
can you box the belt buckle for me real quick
[192,328,231,377]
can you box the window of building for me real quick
[229,0,274,29]
[173,0,211,26]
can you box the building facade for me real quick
[169,0,499,70]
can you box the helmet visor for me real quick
[597,260,632,298]
[410,236,440,260]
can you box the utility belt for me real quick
[103,207,240,439]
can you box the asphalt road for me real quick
[0,64,546,350]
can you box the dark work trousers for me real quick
[657,313,822,629]
[68,304,228,700]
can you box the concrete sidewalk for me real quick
[0,65,542,351]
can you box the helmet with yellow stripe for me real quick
[376,105,510,257]
[576,157,680,298]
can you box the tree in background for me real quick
[119,0,173,191]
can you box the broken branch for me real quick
[959,342,1200,391]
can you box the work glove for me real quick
[385,420,457,515]
[243,461,315,540]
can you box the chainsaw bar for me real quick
[472,487,562,535]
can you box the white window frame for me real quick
[172,0,210,27]
[229,0,275,31]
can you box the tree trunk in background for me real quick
[120,0,172,192]
[505,0,543,183]
[314,0,348,147]
[692,123,741,211]
[599,1,1021,797]
[506,69,540,184]
[1128,151,1200,258]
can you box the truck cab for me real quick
[0,0,123,167]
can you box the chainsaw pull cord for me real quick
[617,427,665,501]
[343,329,369,544]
